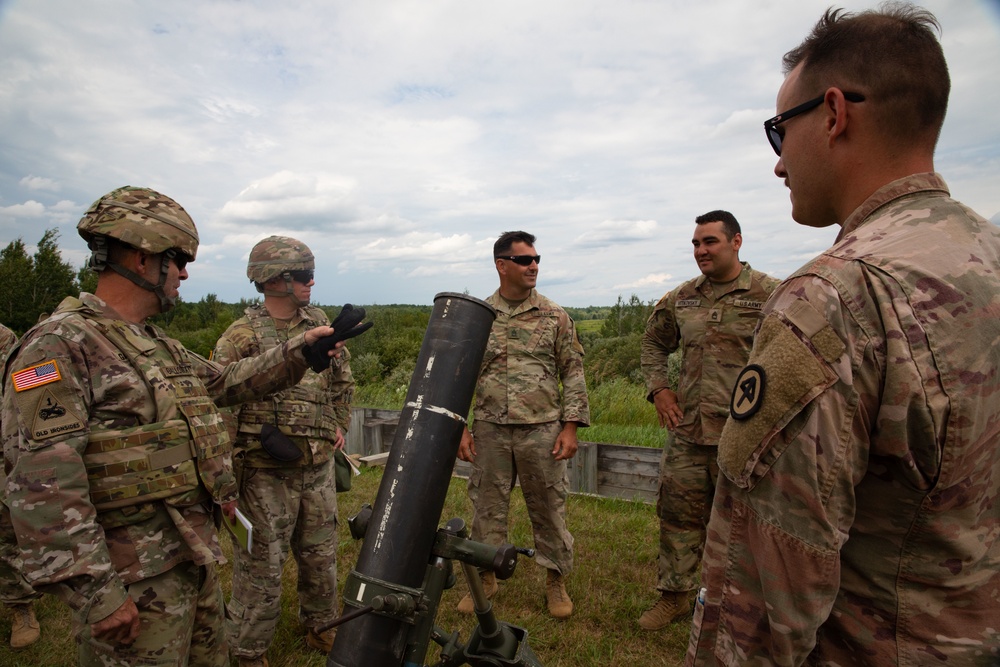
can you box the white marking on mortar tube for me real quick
[423,354,435,378]
[357,582,366,601]
[403,400,468,424]
[373,479,399,551]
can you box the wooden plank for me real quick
[348,408,665,504]
[568,441,597,494]
[596,483,657,503]
[360,452,390,467]
[362,422,383,458]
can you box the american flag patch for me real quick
[12,360,62,392]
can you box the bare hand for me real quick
[221,500,238,523]
[333,427,346,450]
[653,389,683,430]
[457,427,476,462]
[552,423,578,461]
[91,596,141,646]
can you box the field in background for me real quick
[0,467,688,667]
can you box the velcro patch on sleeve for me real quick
[718,301,844,488]
[15,383,86,441]
[11,359,61,392]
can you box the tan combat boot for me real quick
[305,626,337,653]
[638,590,697,630]
[9,603,40,649]
[456,571,498,614]
[545,570,573,619]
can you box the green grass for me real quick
[574,319,604,334]
[0,466,687,667]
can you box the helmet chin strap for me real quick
[102,248,178,312]
[262,273,309,308]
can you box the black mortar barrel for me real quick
[328,292,496,667]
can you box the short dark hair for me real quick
[783,2,949,150]
[695,210,741,240]
[494,231,536,257]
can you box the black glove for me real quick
[303,303,374,372]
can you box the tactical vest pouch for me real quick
[261,422,305,462]
[177,397,237,504]
[85,419,201,511]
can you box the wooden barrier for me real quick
[347,407,659,504]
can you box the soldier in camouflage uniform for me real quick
[457,231,590,620]
[638,211,778,631]
[216,236,353,667]
[688,7,1000,666]
[0,322,43,649]
[0,187,339,667]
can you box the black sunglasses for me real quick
[165,249,189,271]
[287,270,314,283]
[496,255,541,266]
[764,91,865,156]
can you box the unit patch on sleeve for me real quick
[11,359,62,392]
[730,364,765,420]
[26,387,85,440]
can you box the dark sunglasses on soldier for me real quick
[496,255,541,266]
[287,270,314,283]
[764,91,865,156]
[166,249,189,271]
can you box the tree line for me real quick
[1,231,671,392]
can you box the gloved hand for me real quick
[303,304,374,372]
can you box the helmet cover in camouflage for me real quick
[246,235,315,285]
[78,186,199,261]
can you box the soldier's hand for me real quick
[652,388,683,430]
[303,307,373,373]
[221,500,238,523]
[458,427,476,462]
[304,325,336,346]
[552,422,579,461]
[92,596,140,646]
[333,427,346,450]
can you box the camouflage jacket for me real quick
[688,174,1000,666]
[0,324,15,485]
[0,324,15,365]
[641,263,777,446]
[213,303,355,468]
[0,293,312,625]
[474,289,590,426]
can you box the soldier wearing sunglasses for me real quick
[457,230,590,620]
[688,5,1000,666]
[214,236,354,666]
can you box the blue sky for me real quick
[1,0,998,308]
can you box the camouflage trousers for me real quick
[226,457,339,659]
[468,421,573,575]
[0,502,40,605]
[655,432,719,593]
[77,560,227,667]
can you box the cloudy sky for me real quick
[1,0,998,308]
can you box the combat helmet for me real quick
[247,235,315,306]
[78,186,199,312]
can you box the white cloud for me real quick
[614,273,674,291]
[0,0,997,307]
[19,176,60,192]
[0,200,46,218]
